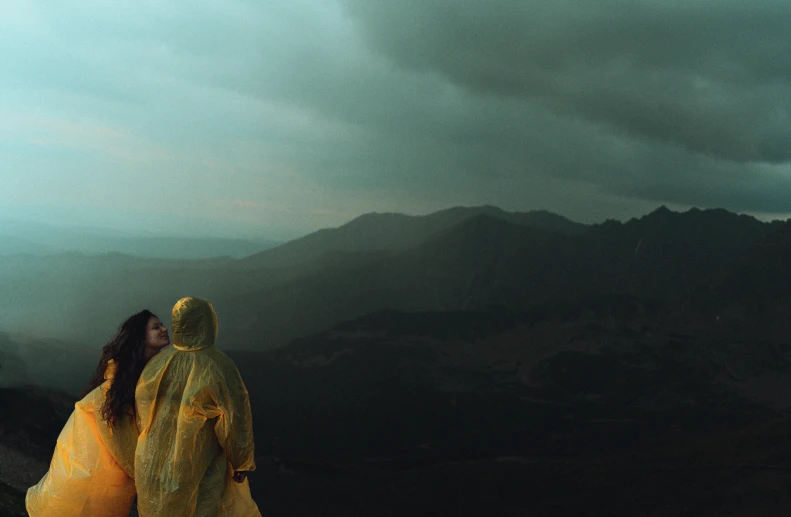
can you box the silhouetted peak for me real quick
[428,205,506,219]
[685,206,739,218]
[345,211,413,226]
[345,206,505,229]
[637,206,761,229]
[679,208,769,233]
[445,204,501,212]
[645,205,676,220]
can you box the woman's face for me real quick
[145,316,170,350]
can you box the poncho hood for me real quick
[171,297,219,351]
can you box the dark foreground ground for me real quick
[7,418,791,517]
[4,410,791,516]
[5,460,791,517]
[246,418,791,517]
[4,301,791,516]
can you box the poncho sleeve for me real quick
[208,361,257,473]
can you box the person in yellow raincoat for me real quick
[134,297,261,517]
[26,309,171,517]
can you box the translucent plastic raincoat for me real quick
[134,297,260,517]
[26,360,138,517]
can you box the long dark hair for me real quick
[83,310,156,428]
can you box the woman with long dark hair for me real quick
[26,309,170,517]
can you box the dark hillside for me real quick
[238,205,586,269]
[223,297,791,515]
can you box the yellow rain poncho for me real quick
[134,297,260,517]
[26,360,138,517]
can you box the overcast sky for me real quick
[1,0,789,238]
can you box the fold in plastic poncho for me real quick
[135,297,260,517]
[26,360,138,517]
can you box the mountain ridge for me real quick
[238,205,587,269]
[219,207,791,348]
[0,204,787,351]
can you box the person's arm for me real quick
[211,361,257,474]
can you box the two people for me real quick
[26,297,260,517]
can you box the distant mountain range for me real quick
[217,205,790,347]
[0,218,281,259]
[238,205,586,268]
[0,204,788,349]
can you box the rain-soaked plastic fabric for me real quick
[135,297,260,517]
[26,360,137,517]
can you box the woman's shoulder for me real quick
[76,383,104,409]
[104,359,118,381]
[77,359,117,408]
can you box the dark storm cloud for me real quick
[340,0,791,164]
[191,0,790,218]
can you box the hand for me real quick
[232,471,249,483]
